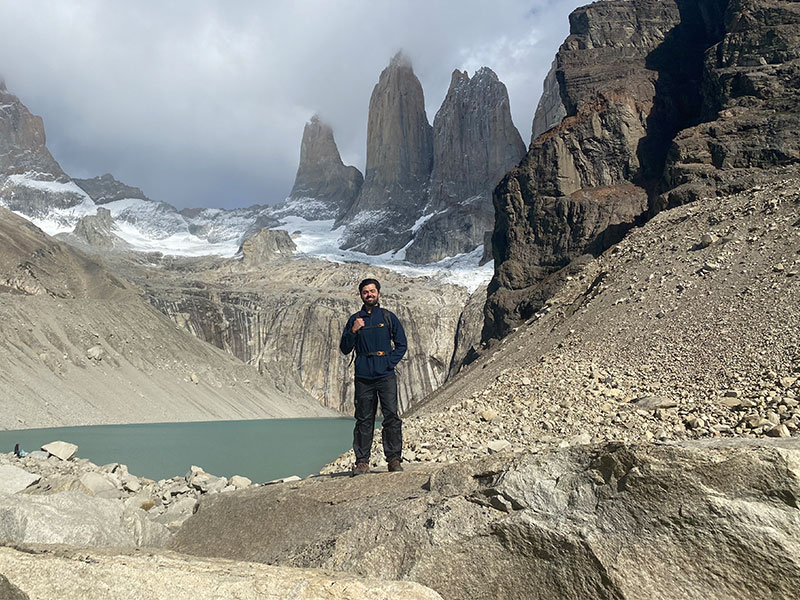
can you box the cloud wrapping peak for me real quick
[0,0,581,209]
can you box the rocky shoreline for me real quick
[0,440,287,547]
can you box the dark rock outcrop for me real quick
[338,52,433,255]
[237,228,295,266]
[73,173,150,205]
[0,82,87,217]
[57,207,130,252]
[404,68,525,264]
[0,82,65,180]
[658,0,800,209]
[172,439,800,600]
[483,0,790,339]
[284,115,363,221]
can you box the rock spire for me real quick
[404,67,525,263]
[286,115,363,221]
[338,51,433,255]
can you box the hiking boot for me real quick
[351,462,369,476]
[388,459,403,472]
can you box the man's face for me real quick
[360,284,380,307]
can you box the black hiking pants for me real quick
[353,374,402,464]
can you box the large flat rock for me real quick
[0,464,40,494]
[0,546,443,600]
[172,440,800,600]
[0,491,169,547]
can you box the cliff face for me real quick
[484,0,753,339]
[404,68,525,264]
[0,82,87,216]
[135,259,468,414]
[338,53,433,255]
[0,81,65,179]
[660,0,800,208]
[73,173,150,205]
[285,115,363,221]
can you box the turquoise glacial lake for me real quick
[0,418,355,483]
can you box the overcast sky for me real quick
[0,1,582,209]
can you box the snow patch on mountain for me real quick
[273,215,491,292]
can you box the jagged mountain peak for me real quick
[73,173,151,205]
[389,50,412,69]
[0,76,6,92]
[284,112,363,221]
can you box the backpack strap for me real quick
[381,308,394,342]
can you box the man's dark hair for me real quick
[358,278,381,293]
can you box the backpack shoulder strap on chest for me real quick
[382,308,394,340]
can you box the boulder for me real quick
[77,471,121,499]
[0,465,41,494]
[0,546,443,600]
[172,440,800,600]
[41,441,78,461]
[229,475,252,489]
[0,491,170,547]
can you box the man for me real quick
[340,278,407,475]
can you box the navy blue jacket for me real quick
[340,304,407,380]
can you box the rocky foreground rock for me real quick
[0,546,443,600]
[173,439,800,600]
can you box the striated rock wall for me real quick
[285,115,363,221]
[484,0,748,339]
[404,68,525,264]
[138,260,468,414]
[338,52,433,255]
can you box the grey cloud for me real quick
[0,0,582,209]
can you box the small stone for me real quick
[190,372,200,384]
[698,233,717,249]
[634,396,678,411]
[720,397,743,409]
[41,441,78,461]
[685,417,704,430]
[767,424,791,438]
[86,345,104,361]
[487,440,512,454]
[481,410,497,422]
[773,264,785,273]
[724,390,741,398]
[746,415,772,429]
[780,377,798,389]
[521,377,532,386]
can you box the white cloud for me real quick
[0,0,582,209]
